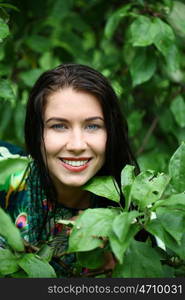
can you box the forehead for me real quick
[44,87,104,118]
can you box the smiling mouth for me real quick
[59,158,92,167]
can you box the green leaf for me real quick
[177,233,185,260]
[130,47,156,86]
[174,263,185,277]
[162,265,175,278]
[121,165,135,210]
[146,219,185,259]
[0,80,15,100]
[19,254,56,278]
[0,249,20,275]
[10,270,28,278]
[127,110,145,137]
[158,108,174,134]
[130,170,170,210]
[13,102,26,145]
[68,208,119,252]
[104,4,132,39]
[25,35,52,54]
[0,101,13,139]
[123,43,136,65]
[168,142,185,193]
[0,3,19,12]
[167,1,185,37]
[113,240,164,278]
[0,18,9,41]
[138,149,170,173]
[109,224,139,264]
[130,16,175,61]
[53,31,84,57]
[112,211,139,242]
[173,128,185,145]
[46,0,73,26]
[20,69,43,87]
[165,44,180,73]
[170,95,185,127]
[129,16,158,47]
[39,52,60,71]
[36,244,54,262]
[156,207,185,245]
[0,148,29,187]
[153,18,175,57]
[0,207,24,252]
[82,176,120,203]
[0,47,4,61]
[153,193,185,210]
[77,248,105,269]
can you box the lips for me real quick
[59,157,92,172]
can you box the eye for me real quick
[51,124,67,130]
[86,124,101,131]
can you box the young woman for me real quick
[0,63,138,277]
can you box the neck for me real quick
[55,183,91,209]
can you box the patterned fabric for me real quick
[0,142,109,277]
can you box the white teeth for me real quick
[62,159,88,167]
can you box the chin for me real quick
[62,179,88,188]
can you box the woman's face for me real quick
[43,87,107,189]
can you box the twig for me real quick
[53,257,77,277]
[53,251,68,258]
[136,116,159,156]
[23,239,40,252]
[81,268,112,278]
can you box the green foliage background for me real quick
[1,0,185,172]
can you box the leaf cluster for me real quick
[60,143,185,278]
[1,143,185,277]
[0,207,56,278]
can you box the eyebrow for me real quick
[45,117,104,123]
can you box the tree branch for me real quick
[136,116,159,156]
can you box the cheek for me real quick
[91,132,107,156]
[43,131,63,155]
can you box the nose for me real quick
[66,128,87,152]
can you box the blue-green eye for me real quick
[86,124,101,130]
[51,124,67,130]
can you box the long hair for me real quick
[24,63,139,238]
